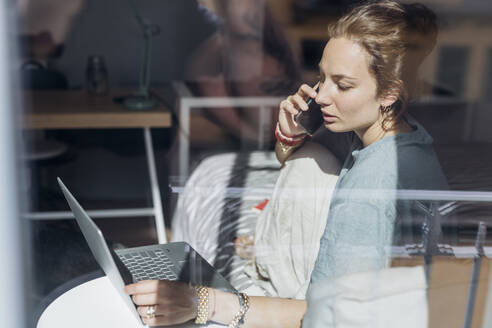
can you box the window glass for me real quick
[13,1,492,327]
[482,47,492,101]
[436,46,471,97]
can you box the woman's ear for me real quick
[380,93,399,108]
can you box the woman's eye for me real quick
[337,84,350,91]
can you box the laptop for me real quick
[57,178,236,324]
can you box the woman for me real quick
[125,1,447,327]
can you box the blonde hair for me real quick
[328,0,437,126]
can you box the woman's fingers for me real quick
[125,280,159,295]
[142,312,189,327]
[280,83,317,116]
[299,83,318,99]
[137,300,195,326]
[278,82,319,137]
[125,280,197,326]
[280,99,298,116]
[132,292,159,306]
[137,304,166,317]
[292,93,309,111]
[125,280,170,305]
[142,315,169,327]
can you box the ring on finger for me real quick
[146,305,156,319]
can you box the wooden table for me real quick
[23,90,172,243]
[23,90,171,129]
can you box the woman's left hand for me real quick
[124,280,197,326]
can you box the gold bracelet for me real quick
[278,140,294,153]
[277,139,305,157]
[194,286,209,325]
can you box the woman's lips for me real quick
[322,113,337,123]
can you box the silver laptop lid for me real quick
[57,178,142,323]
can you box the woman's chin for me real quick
[324,122,346,133]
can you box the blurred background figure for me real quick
[18,0,83,89]
[19,0,300,147]
[186,0,302,146]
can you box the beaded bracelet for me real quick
[228,293,250,328]
[275,122,307,146]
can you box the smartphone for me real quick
[294,87,323,135]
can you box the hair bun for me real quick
[402,2,438,35]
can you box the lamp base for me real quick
[122,95,157,110]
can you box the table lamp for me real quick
[122,0,159,110]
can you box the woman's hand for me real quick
[278,83,318,137]
[234,235,255,260]
[124,280,197,326]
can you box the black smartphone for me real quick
[294,88,323,135]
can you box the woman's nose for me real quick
[315,87,332,107]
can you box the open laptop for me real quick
[57,178,236,324]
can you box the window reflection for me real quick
[14,0,492,327]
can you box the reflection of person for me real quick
[400,3,439,99]
[186,0,301,143]
[18,0,84,89]
[52,0,220,88]
[22,0,299,143]
[124,1,447,327]
[20,0,225,152]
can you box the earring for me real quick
[380,105,392,113]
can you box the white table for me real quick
[23,90,172,243]
[37,276,224,328]
[37,276,144,328]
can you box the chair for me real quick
[171,82,283,183]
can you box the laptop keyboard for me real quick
[118,249,178,282]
